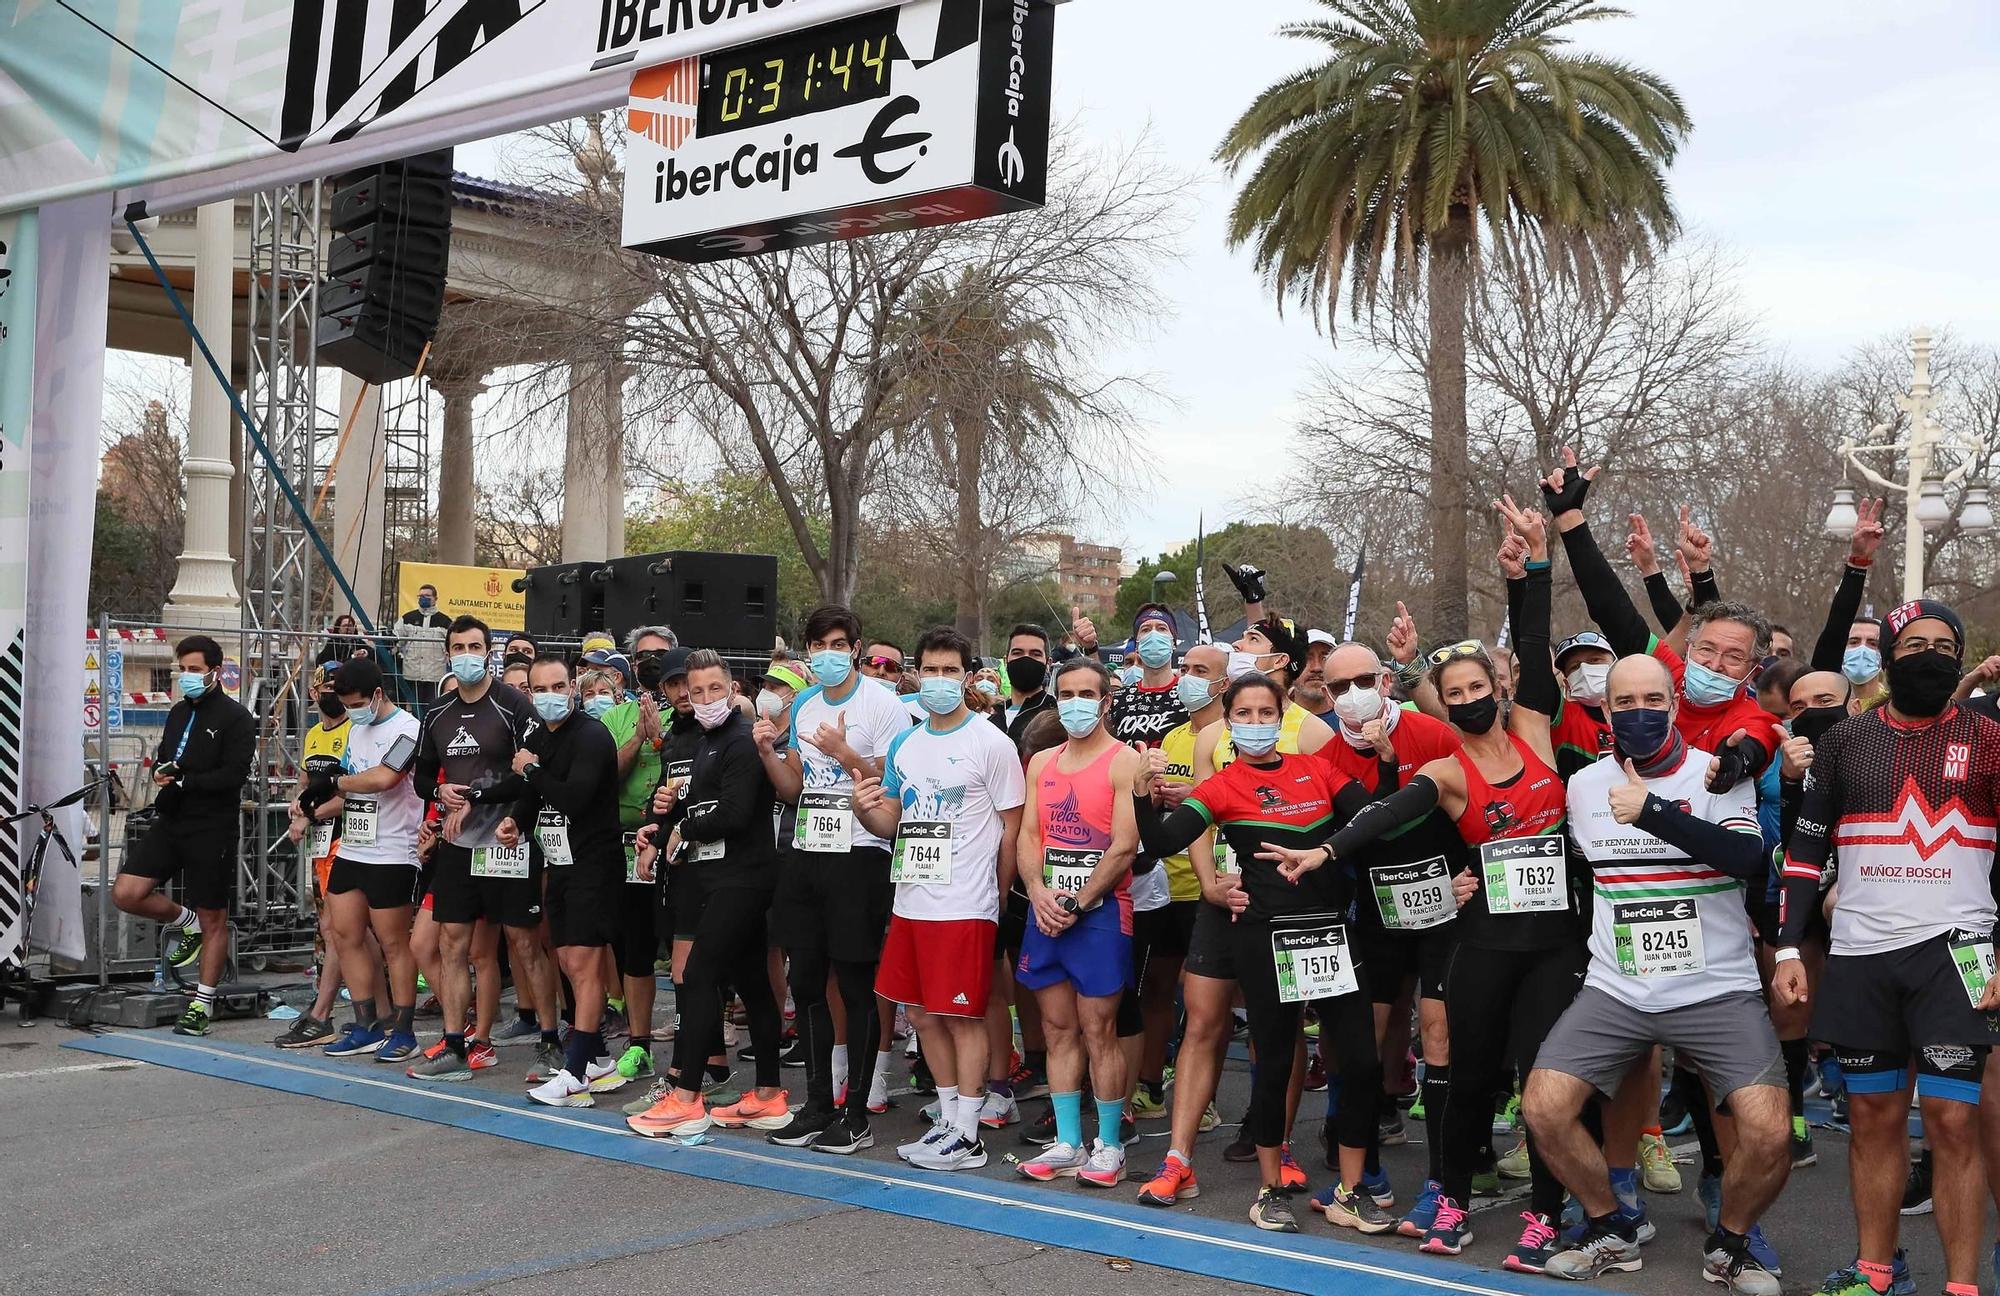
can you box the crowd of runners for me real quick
[116,454,2000,1296]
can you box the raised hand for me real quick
[1386,600,1420,666]
[811,711,853,762]
[1609,758,1649,825]
[1706,726,1752,793]
[1494,493,1548,559]
[1360,718,1396,762]
[1258,840,1329,884]
[1625,513,1660,577]
[1676,504,1713,574]
[751,715,779,755]
[1071,604,1099,653]
[1497,531,1529,581]
[1779,733,1815,780]
[1539,445,1600,519]
[1223,562,1269,605]
[1850,496,1888,565]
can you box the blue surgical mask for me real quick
[450,653,487,685]
[1681,660,1742,707]
[1842,645,1881,684]
[1175,674,1214,713]
[179,670,210,700]
[1057,698,1102,738]
[533,692,573,724]
[582,695,617,720]
[1119,666,1143,688]
[1137,630,1174,670]
[810,649,853,689]
[345,703,374,727]
[418,595,435,610]
[974,678,1000,698]
[919,677,964,716]
[1230,721,1282,756]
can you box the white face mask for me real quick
[1333,681,1385,727]
[1226,650,1272,681]
[1567,661,1611,707]
[755,689,788,719]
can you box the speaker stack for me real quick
[317,149,454,383]
[515,562,608,640]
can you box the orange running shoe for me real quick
[627,1091,711,1139]
[1278,1144,1308,1193]
[422,1036,449,1061]
[711,1089,793,1131]
[1136,1152,1200,1207]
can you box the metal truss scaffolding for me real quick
[380,377,434,620]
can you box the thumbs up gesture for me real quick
[1706,726,1752,793]
[1609,758,1650,825]
[1070,605,1100,653]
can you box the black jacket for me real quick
[153,691,255,822]
[511,710,623,880]
[995,690,1057,746]
[675,710,776,892]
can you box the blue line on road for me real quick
[70,1031,1549,1296]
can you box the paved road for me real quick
[0,988,1979,1296]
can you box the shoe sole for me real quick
[1137,1183,1198,1206]
[713,1112,792,1131]
[910,1151,990,1171]
[628,1116,712,1138]
[1249,1214,1299,1233]
[979,1115,1020,1129]
[1378,1131,1408,1147]
[1319,1204,1397,1235]
[811,1133,875,1155]
[1792,1153,1817,1167]
[407,1068,474,1082]
[376,1051,419,1064]
[1641,1175,1682,1194]
[172,1028,210,1037]
[1899,1202,1933,1216]
[1420,1236,1470,1255]
[769,1127,835,1147]
[326,1044,387,1057]
[1396,1220,1432,1239]
[1017,1164,1084,1182]
[276,1037,334,1050]
[1555,1259,1642,1278]
[1502,1257,1549,1275]
[586,1077,631,1094]
[529,1091,595,1107]
[1078,1172,1126,1188]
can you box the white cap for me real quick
[1306,629,1337,648]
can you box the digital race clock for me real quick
[623,0,1053,262]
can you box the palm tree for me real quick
[1217,0,1690,637]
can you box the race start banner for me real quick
[397,561,529,626]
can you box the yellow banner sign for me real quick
[397,561,527,626]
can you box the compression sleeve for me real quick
[1514,563,1559,718]
[1812,562,1870,672]
[1689,567,1721,609]
[1632,796,1765,881]
[1559,520,1653,656]
[1326,775,1441,859]
[1643,572,1682,634]
[1777,730,1844,945]
[1133,794,1212,859]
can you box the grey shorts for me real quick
[1536,985,1783,1110]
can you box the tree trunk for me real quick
[952,409,984,647]
[1425,209,1475,639]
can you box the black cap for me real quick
[1886,599,1966,658]
[658,646,693,679]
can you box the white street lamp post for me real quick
[1823,328,1993,601]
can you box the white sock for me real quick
[935,1084,959,1126]
[868,1050,892,1103]
[831,1043,850,1093]
[174,905,198,930]
[194,983,217,1010]
[1168,1146,1190,1164]
[956,1092,984,1140]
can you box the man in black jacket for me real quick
[995,624,1059,743]
[113,634,254,1036]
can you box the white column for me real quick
[562,358,614,562]
[332,371,387,618]
[433,373,482,566]
[600,364,626,559]
[164,200,242,627]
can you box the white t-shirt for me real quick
[1569,749,1762,1011]
[881,713,1027,922]
[788,677,917,851]
[339,708,424,867]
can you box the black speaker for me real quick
[317,148,453,384]
[517,562,609,640]
[600,551,778,650]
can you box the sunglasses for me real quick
[1324,672,1379,696]
[864,655,904,671]
[1427,639,1487,667]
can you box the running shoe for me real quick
[375,1031,421,1064]
[1397,1179,1442,1238]
[525,1041,564,1084]
[1315,1182,1396,1234]
[1129,1087,1167,1120]
[896,1119,955,1162]
[1471,1169,1502,1197]
[627,1092,710,1139]
[1503,1211,1560,1275]
[1198,1102,1220,1133]
[1790,1115,1816,1167]
[908,1133,987,1171]
[1076,1138,1126,1188]
[1497,1139,1532,1180]
[1359,1168,1395,1209]
[166,925,202,968]
[1017,1140,1087,1181]
[1702,1238,1779,1296]
[1137,1153,1198,1206]
[1222,1134,1256,1162]
[490,1016,540,1045]
[909,1054,936,1095]
[1303,1054,1327,1094]
[1744,1223,1781,1276]
[172,1002,211,1037]
[1019,1106,1058,1146]
[809,1113,873,1154]
[1493,1090,1522,1137]
[1818,1262,1914,1296]
[466,1040,497,1071]
[1699,1172,1722,1233]
[421,1034,450,1061]
[865,1072,894,1114]
[416,994,442,1018]
[978,1090,1019,1129]
[616,1044,655,1080]
[1248,1186,1299,1233]
[1277,1145,1307,1193]
[1120,1116,1139,1147]
[1826,1089,1850,1131]
[406,1048,473,1082]
[1420,1197,1471,1255]
[624,1076,671,1117]
[584,1058,631,1094]
[324,1024,387,1057]
[528,1068,595,1107]
[1562,1200,1656,1246]
[1544,1223,1643,1280]
[274,1014,336,1049]
[1377,1109,1407,1147]
[711,1089,792,1130]
[1659,1087,1692,1136]
[600,1005,628,1042]
[1900,1150,1933,1215]
[779,1034,808,1069]
[1408,1090,1425,1122]
[1639,1131,1682,1193]
[1007,1058,1050,1101]
[767,1102,838,1148]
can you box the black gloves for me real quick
[1224,562,1268,604]
[1540,463,1593,515]
[298,773,339,816]
[1706,739,1756,794]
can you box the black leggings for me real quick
[1440,940,1587,1217]
[1232,914,1380,1152]
[673,885,782,1092]
[787,943,881,1119]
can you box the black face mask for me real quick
[635,657,665,689]
[1790,704,1847,746]
[1006,657,1048,694]
[1887,649,1960,717]
[504,651,534,668]
[1447,694,1500,735]
[317,693,345,720]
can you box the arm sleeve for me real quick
[1642,572,1682,633]
[1514,563,1559,718]
[527,733,616,820]
[1632,795,1765,880]
[1133,794,1214,859]
[1812,563,1870,671]
[182,708,255,792]
[1777,731,1843,945]
[1325,774,1441,858]
[1558,520,1653,656]
[680,737,766,842]
[1689,567,1721,608]
[413,715,440,803]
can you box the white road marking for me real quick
[0,1060,146,1080]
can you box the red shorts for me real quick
[875,915,996,1018]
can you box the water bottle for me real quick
[150,958,167,993]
